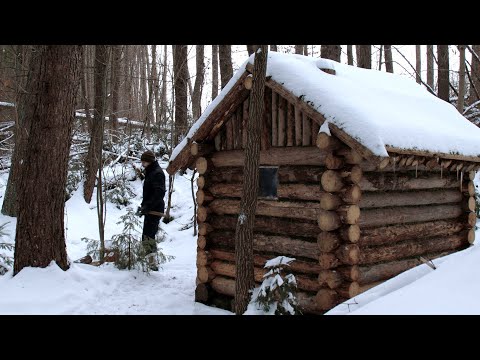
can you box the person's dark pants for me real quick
[142,214,160,254]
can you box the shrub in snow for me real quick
[0,222,13,274]
[110,207,174,272]
[105,174,136,209]
[248,256,300,315]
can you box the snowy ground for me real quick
[0,160,230,315]
[1,161,480,314]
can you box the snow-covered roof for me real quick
[168,52,480,174]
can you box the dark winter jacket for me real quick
[141,161,166,214]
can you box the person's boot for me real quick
[146,252,159,271]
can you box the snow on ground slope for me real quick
[0,161,230,315]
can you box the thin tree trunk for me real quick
[80,48,92,132]
[192,45,205,120]
[13,45,81,275]
[378,45,383,70]
[270,45,278,52]
[458,45,466,112]
[384,45,393,73]
[172,45,189,146]
[110,45,122,130]
[416,45,422,84]
[437,45,450,101]
[427,45,434,89]
[347,45,354,65]
[469,45,480,103]
[219,45,233,89]
[160,45,168,127]
[234,45,268,315]
[212,45,219,100]
[247,45,255,56]
[321,45,341,61]
[356,45,371,69]
[303,45,308,56]
[295,45,303,55]
[152,45,160,127]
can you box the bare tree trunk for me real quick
[234,45,268,315]
[416,45,422,84]
[356,45,371,69]
[384,45,393,73]
[247,45,254,56]
[427,45,434,89]
[270,45,278,52]
[110,45,122,130]
[192,45,205,120]
[437,45,450,101]
[84,45,109,206]
[321,45,341,61]
[160,45,168,127]
[458,45,466,112]
[469,45,480,103]
[219,45,233,89]
[80,48,92,132]
[303,45,308,56]
[172,45,189,146]
[1,46,31,217]
[13,45,81,275]
[295,45,303,55]
[212,45,219,100]
[378,45,383,70]
[151,45,160,126]
[347,45,354,65]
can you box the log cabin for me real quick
[166,52,480,314]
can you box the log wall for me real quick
[194,87,476,314]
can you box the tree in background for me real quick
[172,45,188,146]
[457,45,466,113]
[384,45,393,73]
[416,45,421,84]
[14,45,81,275]
[321,45,341,61]
[347,45,354,65]
[219,45,233,90]
[211,45,219,100]
[427,45,434,89]
[437,45,450,101]
[234,45,268,315]
[192,45,205,120]
[356,45,371,69]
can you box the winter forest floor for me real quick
[1,157,480,314]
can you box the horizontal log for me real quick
[385,145,480,163]
[340,225,361,243]
[336,282,360,299]
[197,176,206,189]
[209,198,320,221]
[197,265,216,283]
[359,172,460,192]
[196,189,214,205]
[359,189,462,209]
[316,132,343,151]
[209,260,320,293]
[209,231,319,260]
[317,232,341,252]
[206,165,324,184]
[336,265,360,282]
[360,204,463,228]
[336,244,360,265]
[197,235,207,249]
[208,182,323,201]
[359,233,468,265]
[210,147,327,167]
[195,283,210,303]
[342,185,362,204]
[208,248,323,275]
[191,142,214,157]
[318,270,344,289]
[198,222,213,236]
[197,249,213,266]
[315,288,340,310]
[325,153,344,169]
[209,214,319,239]
[356,258,423,285]
[320,193,343,210]
[336,148,364,165]
[359,219,466,247]
[357,281,384,295]
[318,252,339,269]
[211,276,235,297]
[337,205,360,224]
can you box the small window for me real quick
[258,166,278,199]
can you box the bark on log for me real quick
[337,205,360,224]
[209,214,319,238]
[209,260,320,293]
[320,193,343,210]
[336,148,364,165]
[318,270,344,289]
[317,232,341,252]
[336,244,360,265]
[302,113,311,146]
[195,283,210,303]
[208,182,323,202]
[278,96,286,146]
[321,170,344,192]
[287,102,295,147]
[342,165,363,184]
[197,249,213,266]
[210,147,327,167]
[359,189,462,208]
[342,185,362,204]
[209,248,323,275]
[359,219,466,247]
[206,165,324,184]
[359,172,460,191]
[318,252,339,269]
[340,225,361,243]
[295,107,302,146]
[209,198,320,221]
[336,265,360,282]
[325,153,344,170]
[360,204,463,228]
[359,233,468,265]
[336,282,360,299]
[271,91,278,146]
[211,276,235,297]
[209,231,319,260]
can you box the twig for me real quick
[418,256,436,270]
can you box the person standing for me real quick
[136,150,166,271]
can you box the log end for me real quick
[315,288,338,310]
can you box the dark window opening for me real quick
[258,166,278,199]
